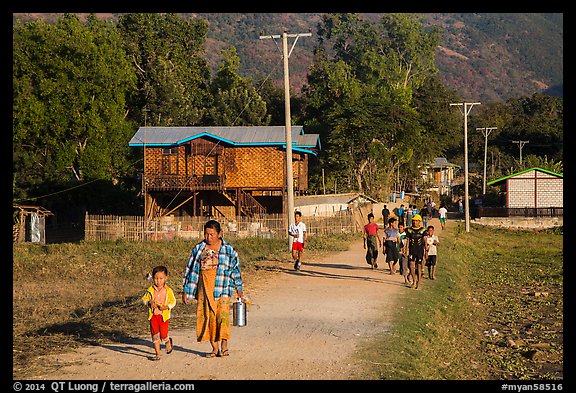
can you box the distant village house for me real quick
[420,157,459,196]
[487,167,563,210]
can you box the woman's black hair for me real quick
[204,219,222,233]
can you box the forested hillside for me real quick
[14,12,563,102]
[175,12,565,101]
[423,13,563,102]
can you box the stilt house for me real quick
[129,126,320,220]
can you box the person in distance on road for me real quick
[403,214,428,289]
[383,217,400,274]
[363,212,382,269]
[397,222,411,285]
[289,211,307,271]
[438,204,448,230]
[381,205,390,227]
[425,225,440,280]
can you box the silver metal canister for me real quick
[232,298,247,326]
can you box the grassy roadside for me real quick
[358,221,563,380]
[13,224,563,380]
[12,232,358,379]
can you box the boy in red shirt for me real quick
[363,213,382,269]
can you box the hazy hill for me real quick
[13,12,563,102]
[191,12,563,102]
[421,13,563,102]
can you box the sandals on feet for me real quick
[219,349,229,357]
[152,355,161,361]
[166,337,173,354]
[206,351,218,358]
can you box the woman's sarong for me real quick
[365,234,378,265]
[196,268,231,342]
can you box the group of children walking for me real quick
[140,207,441,361]
[364,205,441,289]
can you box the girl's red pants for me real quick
[150,314,169,342]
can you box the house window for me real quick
[163,147,178,155]
[161,147,178,175]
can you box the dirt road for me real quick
[36,222,440,380]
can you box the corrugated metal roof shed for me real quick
[297,133,322,148]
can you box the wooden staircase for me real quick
[222,189,267,217]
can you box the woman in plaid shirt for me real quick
[182,220,244,358]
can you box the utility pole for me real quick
[259,30,311,244]
[512,140,529,166]
[450,102,481,233]
[477,127,497,195]
[142,108,150,227]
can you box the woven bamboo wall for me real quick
[144,146,184,176]
[296,155,308,191]
[226,146,284,188]
[144,139,310,190]
[188,139,226,176]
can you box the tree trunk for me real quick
[356,159,368,193]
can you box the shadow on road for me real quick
[257,261,406,287]
[99,338,206,359]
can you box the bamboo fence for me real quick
[84,208,367,242]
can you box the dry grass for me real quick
[13,234,358,379]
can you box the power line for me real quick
[14,157,144,203]
[450,101,481,233]
[13,178,102,203]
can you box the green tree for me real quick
[504,93,563,161]
[13,14,137,202]
[255,76,285,126]
[412,74,463,155]
[516,155,562,173]
[207,47,270,126]
[468,93,563,180]
[117,13,212,127]
[302,13,442,199]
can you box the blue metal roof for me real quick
[428,157,459,168]
[128,125,320,154]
